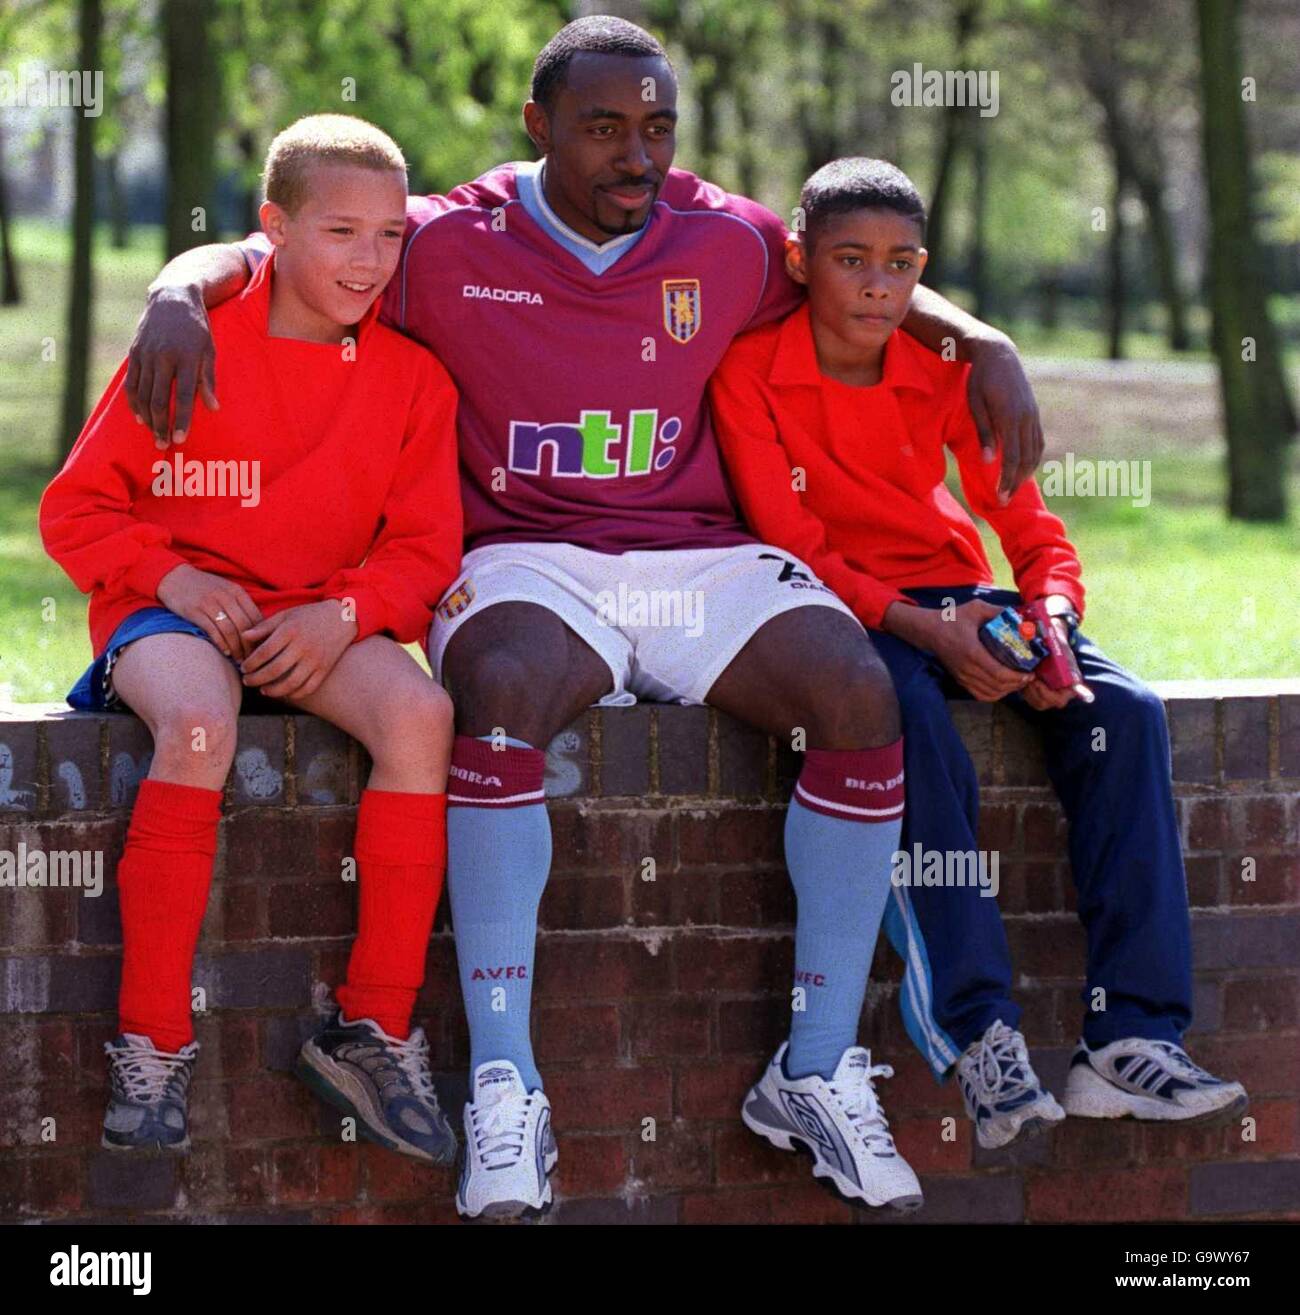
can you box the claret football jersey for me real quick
[377,159,803,553]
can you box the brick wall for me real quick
[1,684,1297,1224]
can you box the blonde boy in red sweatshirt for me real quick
[41,115,463,1163]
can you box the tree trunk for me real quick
[164,0,219,259]
[1105,169,1126,361]
[923,0,981,292]
[1196,0,1291,520]
[106,150,130,249]
[1131,160,1190,351]
[970,126,989,320]
[59,0,102,462]
[0,118,21,305]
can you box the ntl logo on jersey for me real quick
[508,410,683,479]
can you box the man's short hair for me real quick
[262,114,407,215]
[531,15,670,112]
[800,157,927,251]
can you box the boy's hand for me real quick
[966,336,1044,505]
[239,600,358,700]
[1019,615,1082,710]
[156,563,263,660]
[884,599,1033,703]
[125,285,219,449]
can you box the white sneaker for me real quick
[1061,1037,1248,1123]
[455,1061,557,1220]
[955,1020,1066,1150]
[741,1042,923,1211]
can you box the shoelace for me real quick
[470,1091,532,1169]
[104,1040,194,1103]
[973,1022,1036,1103]
[829,1060,898,1154]
[388,1029,440,1108]
[343,1028,440,1110]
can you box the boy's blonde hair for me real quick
[262,114,406,215]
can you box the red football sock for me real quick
[336,789,447,1040]
[116,778,224,1052]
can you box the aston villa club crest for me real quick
[663,278,702,344]
[437,578,475,622]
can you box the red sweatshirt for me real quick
[709,304,1084,630]
[41,251,463,655]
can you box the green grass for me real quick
[2,220,1297,701]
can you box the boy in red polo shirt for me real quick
[711,158,1245,1156]
[41,115,463,1163]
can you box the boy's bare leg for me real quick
[112,633,243,788]
[277,636,453,790]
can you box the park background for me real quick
[0,0,1297,699]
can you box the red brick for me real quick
[1187,798,1229,851]
[632,1122,713,1188]
[553,1133,628,1197]
[1028,1165,1186,1221]
[549,808,672,875]
[1191,1034,1300,1097]
[539,874,625,930]
[535,1003,621,1063]
[535,933,672,999]
[1005,918,1086,979]
[268,881,356,938]
[674,933,791,993]
[717,868,795,928]
[682,1182,852,1224]
[215,1015,261,1078]
[891,1115,972,1173]
[227,1077,318,1140]
[1222,976,1299,1031]
[1231,795,1290,851]
[1134,1121,1226,1163]
[678,808,785,867]
[1236,1099,1300,1157]
[360,1143,450,1201]
[219,882,264,941]
[716,998,786,1057]
[630,866,716,927]
[1049,1118,1135,1169]
[1020,803,1065,854]
[1185,855,1223,908]
[714,1121,808,1187]
[977,802,1019,853]
[675,1061,759,1120]
[997,860,1060,915]
[23,1153,82,1213]
[544,1067,671,1132]
[1228,853,1300,906]
[226,1146,269,1206]
[627,999,710,1059]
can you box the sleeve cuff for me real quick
[332,585,387,642]
[122,546,188,600]
[858,587,913,631]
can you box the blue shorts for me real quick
[67,607,285,713]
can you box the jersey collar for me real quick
[768,302,936,395]
[515,159,649,276]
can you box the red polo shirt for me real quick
[709,303,1084,630]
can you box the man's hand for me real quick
[966,336,1044,505]
[884,599,1033,703]
[156,564,263,660]
[125,286,220,449]
[1019,613,1083,710]
[238,601,358,701]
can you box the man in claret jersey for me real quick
[123,16,1048,1218]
